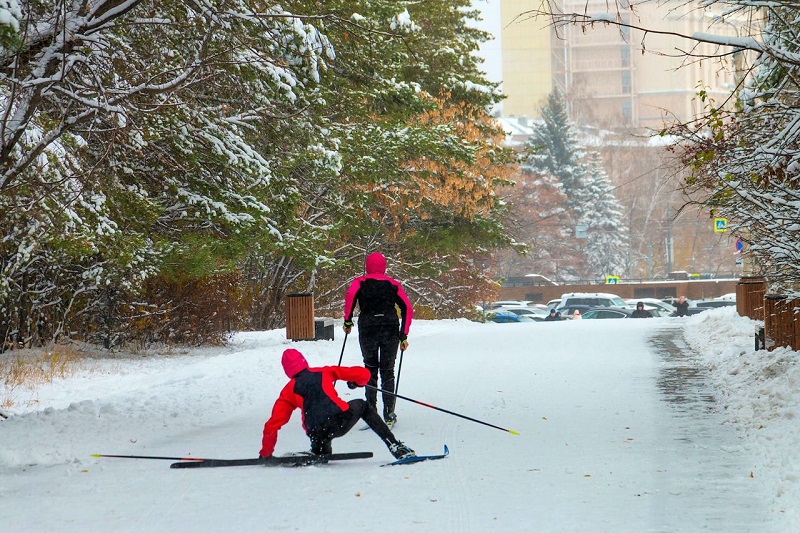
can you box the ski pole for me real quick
[92,453,205,461]
[337,331,349,367]
[394,348,405,394]
[364,384,519,435]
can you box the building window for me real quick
[620,47,630,68]
[620,16,631,41]
[622,71,631,94]
[622,101,632,122]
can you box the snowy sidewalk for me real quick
[0,314,794,532]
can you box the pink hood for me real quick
[365,252,386,275]
[281,349,309,378]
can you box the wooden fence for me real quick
[736,277,800,351]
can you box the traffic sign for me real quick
[735,237,743,253]
[714,218,728,233]
[605,275,620,284]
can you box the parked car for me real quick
[488,310,538,323]
[670,307,710,316]
[558,292,627,309]
[582,305,664,319]
[623,298,676,315]
[546,298,562,310]
[502,307,549,320]
[556,304,595,319]
[694,299,737,309]
[484,300,536,311]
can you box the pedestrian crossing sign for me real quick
[714,218,727,233]
[605,275,620,284]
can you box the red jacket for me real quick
[259,365,370,457]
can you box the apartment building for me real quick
[500,0,740,129]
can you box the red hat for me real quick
[281,349,308,378]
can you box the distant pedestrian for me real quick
[572,309,583,320]
[631,302,653,318]
[343,252,412,427]
[544,309,562,321]
[675,296,690,317]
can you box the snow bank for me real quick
[684,307,800,527]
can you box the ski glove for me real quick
[400,340,409,351]
[343,320,354,334]
[347,381,360,389]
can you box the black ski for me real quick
[170,451,373,469]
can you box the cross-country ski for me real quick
[170,451,373,469]
[381,445,449,467]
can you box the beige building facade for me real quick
[500,0,739,129]
[498,0,553,118]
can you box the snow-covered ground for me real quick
[0,307,797,532]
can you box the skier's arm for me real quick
[259,385,298,458]
[394,282,413,339]
[328,365,370,386]
[343,279,361,332]
[343,279,362,322]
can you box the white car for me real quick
[485,300,536,310]
[558,292,627,309]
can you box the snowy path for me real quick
[0,318,779,532]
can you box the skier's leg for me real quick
[359,331,380,409]
[313,400,415,459]
[307,407,361,454]
[377,329,400,419]
[307,431,333,455]
[348,399,394,442]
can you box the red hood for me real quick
[365,252,386,275]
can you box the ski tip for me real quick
[443,444,449,455]
[508,429,520,436]
[90,453,100,457]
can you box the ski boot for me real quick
[388,441,416,460]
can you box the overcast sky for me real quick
[472,0,503,83]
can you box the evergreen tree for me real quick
[521,89,585,200]
[519,90,629,280]
[578,152,629,278]
[0,1,515,346]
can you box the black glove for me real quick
[398,333,407,342]
[347,381,360,389]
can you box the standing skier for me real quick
[343,252,413,427]
[259,349,415,460]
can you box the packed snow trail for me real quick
[0,318,779,532]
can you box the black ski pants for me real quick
[358,325,400,416]
[307,399,395,454]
